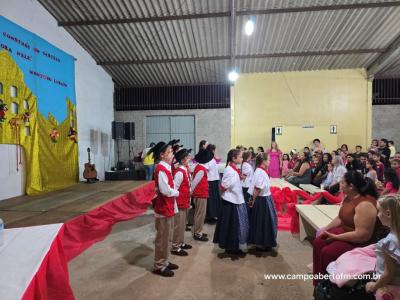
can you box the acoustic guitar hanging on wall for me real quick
[83,147,98,183]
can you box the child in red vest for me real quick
[191,149,214,241]
[171,148,193,256]
[152,142,180,277]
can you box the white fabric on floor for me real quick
[0,223,63,300]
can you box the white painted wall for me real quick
[0,145,26,200]
[1,0,115,181]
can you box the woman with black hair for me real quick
[313,171,388,286]
[381,168,400,195]
[345,153,360,172]
[286,152,312,186]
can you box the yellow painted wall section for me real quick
[232,69,371,152]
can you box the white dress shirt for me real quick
[206,159,220,181]
[241,162,254,188]
[173,165,189,190]
[155,161,179,217]
[220,165,244,205]
[247,168,271,197]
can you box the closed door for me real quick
[146,116,195,151]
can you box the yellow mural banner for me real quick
[0,50,78,194]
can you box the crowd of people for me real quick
[141,138,400,300]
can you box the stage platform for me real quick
[0,181,148,228]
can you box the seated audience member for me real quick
[257,146,264,153]
[381,168,399,195]
[391,159,400,179]
[320,163,334,189]
[358,154,368,176]
[312,138,325,154]
[354,145,363,160]
[288,149,298,170]
[286,152,312,186]
[365,194,400,299]
[345,153,360,172]
[372,152,385,182]
[322,152,332,165]
[368,139,379,153]
[340,144,349,155]
[326,155,347,195]
[366,159,378,183]
[303,147,312,160]
[388,140,396,159]
[313,171,389,286]
[395,151,400,161]
[322,195,400,299]
[379,139,391,167]
[311,154,325,187]
[338,149,348,165]
[367,151,374,160]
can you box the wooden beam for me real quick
[98,49,385,66]
[58,1,400,27]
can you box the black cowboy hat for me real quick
[172,144,184,153]
[175,148,192,163]
[151,141,169,160]
[195,149,214,164]
[168,139,180,146]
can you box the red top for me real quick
[338,194,386,244]
[154,163,175,217]
[174,167,190,208]
[192,164,209,198]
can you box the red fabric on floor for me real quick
[22,225,75,300]
[273,186,342,233]
[63,181,156,262]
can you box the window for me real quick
[23,100,29,110]
[11,102,19,114]
[10,86,17,98]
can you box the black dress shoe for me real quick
[171,249,188,256]
[202,233,208,238]
[167,262,179,270]
[185,225,192,232]
[180,243,193,250]
[226,249,245,255]
[153,268,174,277]
[193,234,209,242]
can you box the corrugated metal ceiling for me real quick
[38,0,400,86]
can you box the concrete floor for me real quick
[69,214,314,300]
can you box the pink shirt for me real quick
[385,182,398,194]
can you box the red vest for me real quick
[154,163,175,217]
[192,164,209,198]
[174,166,190,209]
